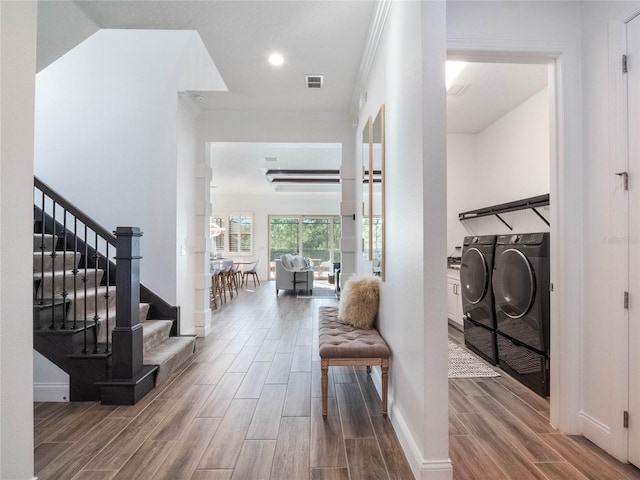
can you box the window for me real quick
[211,215,226,255]
[268,215,341,279]
[228,214,252,254]
[211,213,253,256]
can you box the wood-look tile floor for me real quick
[33,280,640,479]
[34,281,412,480]
[448,326,640,480]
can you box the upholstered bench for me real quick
[318,305,391,418]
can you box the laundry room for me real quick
[446,61,552,397]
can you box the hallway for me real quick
[34,282,412,479]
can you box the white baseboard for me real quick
[195,323,212,338]
[371,368,453,480]
[579,411,610,446]
[389,404,453,479]
[34,383,69,402]
[579,411,612,452]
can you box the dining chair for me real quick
[242,259,261,287]
[221,259,236,300]
[210,262,224,308]
[232,263,243,290]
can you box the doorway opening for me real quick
[445,55,556,407]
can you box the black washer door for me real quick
[461,247,488,305]
[494,248,535,319]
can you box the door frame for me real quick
[447,38,583,436]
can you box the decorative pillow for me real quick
[302,257,312,270]
[338,276,381,329]
[291,256,303,269]
[280,254,294,270]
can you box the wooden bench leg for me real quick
[321,359,329,419]
[381,358,389,418]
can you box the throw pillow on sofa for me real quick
[280,254,312,272]
[338,275,381,329]
[280,254,294,270]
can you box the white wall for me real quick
[1,2,37,478]
[355,2,451,477]
[447,87,550,253]
[34,29,224,324]
[33,351,69,402]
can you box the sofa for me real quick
[275,254,314,295]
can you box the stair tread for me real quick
[144,335,195,355]
[144,336,196,386]
[142,319,173,351]
[142,319,173,330]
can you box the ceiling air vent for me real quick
[305,75,324,89]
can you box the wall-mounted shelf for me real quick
[458,194,550,231]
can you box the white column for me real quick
[1,1,37,478]
[421,1,452,478]
[194,146,212,337]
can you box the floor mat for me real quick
[448,341,500,378]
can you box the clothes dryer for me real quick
[492,232,550,396]
[461,235,497,364]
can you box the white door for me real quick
[628,13,640,468]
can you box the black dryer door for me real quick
[493,248,542,349]
[460,247,489,305]
[493,248,534,319]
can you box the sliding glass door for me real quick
[269,215,341,279]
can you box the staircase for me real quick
[33,178,196,404]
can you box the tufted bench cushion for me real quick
[318,306,391,359]
[318,306,390,418]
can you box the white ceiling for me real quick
[70,2,549,192]
[447,62,549,134]
[75,0,375,112]
[210,142,342,195]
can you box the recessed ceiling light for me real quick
[268,53,284,66]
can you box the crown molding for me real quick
[348,0,392,120]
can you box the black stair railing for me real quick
[34,177,116,355]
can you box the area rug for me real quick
[448,341,500,378]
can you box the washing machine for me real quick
[492,232,550,396]
[461,235,497,365]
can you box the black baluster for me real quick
[60,209,68,329]
[83,224,88,353]
[93,231,99,353]
[104,243,110,354]
[39,190,45,307]
[72,217,78,330]
[49,201,57,330]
